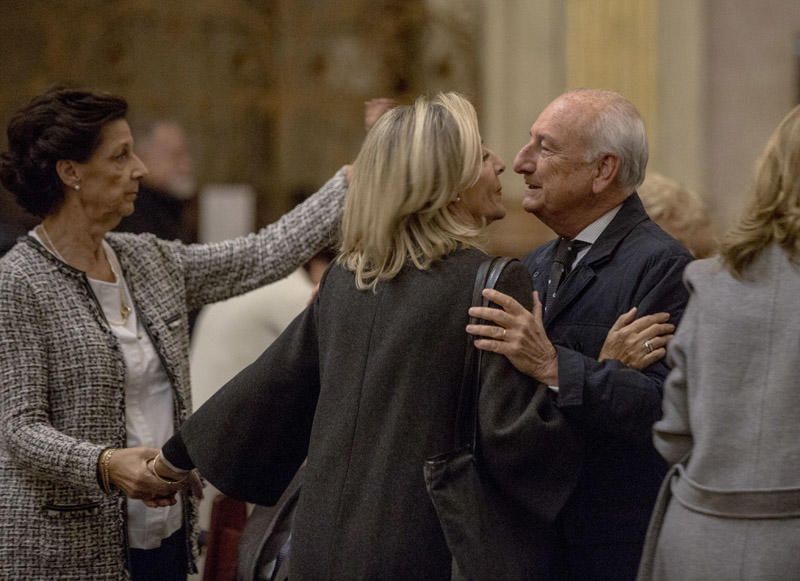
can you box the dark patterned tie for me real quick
[544,237,589,311]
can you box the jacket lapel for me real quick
[525,241,556,303]
[544,265,595,328]
[542,193,649,329]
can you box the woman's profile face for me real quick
[69,118,148,226]
[460,146,506,223]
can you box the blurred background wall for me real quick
[1,0,798,256]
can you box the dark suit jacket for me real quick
[523,194,692,574]
[166,248,582,580]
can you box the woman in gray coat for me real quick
[156,92,582,579]
[638,104,800,580]
[0,87,347,580]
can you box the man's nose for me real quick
[513,144,534,174]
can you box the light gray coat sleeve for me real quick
[653,274,697,465]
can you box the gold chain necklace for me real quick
[38,223,133,325]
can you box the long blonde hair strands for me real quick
[721,105,800,278]
[339,93,484,290]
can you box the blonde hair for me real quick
[338,92,483,291]
[721,105,800,278]
[639,172,717,258]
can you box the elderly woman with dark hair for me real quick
[0,87,348,580]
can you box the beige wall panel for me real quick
[480,0,567,256]
[274,0,481,221]
[565,0,659,161]
[707,0,799,229]
[654,0,707,199]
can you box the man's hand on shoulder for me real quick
[467,290,559,385]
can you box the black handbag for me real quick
[424,256,552,580]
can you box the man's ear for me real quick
[591,154,620,194]
[55,160,81,190]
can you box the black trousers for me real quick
[128,527,187,581]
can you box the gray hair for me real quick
[566,89,648,191]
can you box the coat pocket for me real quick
[42,500,101,517]
[38,500,105,559]
[164,312,183,329]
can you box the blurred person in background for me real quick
[638,104,800,580]
[0,86,349,581]
[638,171,717,259]
[191,246,334,410]
[0,213,29,256]
[116,119,197,242]
[156,92,582,579]
[0,184,37,256]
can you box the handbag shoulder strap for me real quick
[454,256,517,450]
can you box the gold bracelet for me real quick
[148,453,189,486]
[99,449,109,493]
[99,448,117,494]
[103,448,116,493]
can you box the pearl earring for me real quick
[73,184,80,191]
[456,195,462,202]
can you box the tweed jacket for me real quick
[165,249,584,579]
[0,168,347,580]
[638,246,800,580]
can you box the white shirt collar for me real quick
[569,204,622,268]
[573,204,622,245]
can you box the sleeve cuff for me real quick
[161,432,195,471]
[554,345,587,407]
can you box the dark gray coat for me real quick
[168,248,583,580]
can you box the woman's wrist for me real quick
[97,448,117,494]
[149,452,189,484]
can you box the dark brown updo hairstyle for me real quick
[0,87,128,217]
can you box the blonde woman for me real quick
[638,172,717,259]
[638,104,800,580]
[157,93,581,579]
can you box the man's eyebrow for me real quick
[538,132,557,145]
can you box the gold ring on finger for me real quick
[643,340,654,354]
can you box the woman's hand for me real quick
[105,447,179,506]
[139,452,204,508]
[364,98,397,132]
[598,308,675,369]
[346,98,397,187]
